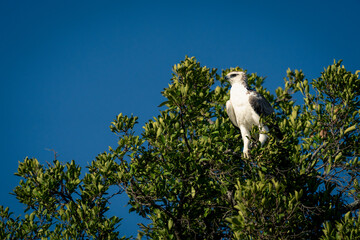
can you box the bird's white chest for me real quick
[230,85,260,127]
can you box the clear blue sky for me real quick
[1,0,359,237]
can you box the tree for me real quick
[1,56,359,239]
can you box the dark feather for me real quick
[248,91,274,117]
[248,91,283,139]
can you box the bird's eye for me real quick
[230,73,238,78]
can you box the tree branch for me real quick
[340,199,360,214]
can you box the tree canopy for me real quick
[1,56,359,239]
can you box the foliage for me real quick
[1,158,126,239]
[1,57,359,239]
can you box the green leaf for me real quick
[156,127,162,137]
[168,218,174,230]
[344,124,356,134]
[191,186,196,198]
[158,100,170,107]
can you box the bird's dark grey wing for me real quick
[226,100,239,128]
[248,91,274,117]
[249,91,283,139]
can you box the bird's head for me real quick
[224,71,247,85]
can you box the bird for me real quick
[225,71,282,158]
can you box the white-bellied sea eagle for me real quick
[225,71,282,158]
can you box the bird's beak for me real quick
[224,75,229,81]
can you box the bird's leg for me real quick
[240,125,251,158]
[259,125,269,146]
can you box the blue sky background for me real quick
[1,0,359,237]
